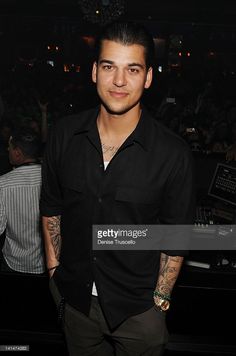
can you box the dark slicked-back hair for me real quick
[11,127,42,159]
[95,21,155,69]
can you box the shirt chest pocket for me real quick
[61,180,85,207]
[114,186,161,224]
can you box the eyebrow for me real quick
[99,59,145,69]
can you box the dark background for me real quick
[0,1,236,355]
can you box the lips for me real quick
[109,91,128,98]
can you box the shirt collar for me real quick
[73,105,154,152]
[128,105,154,151]
[74,106,100,135]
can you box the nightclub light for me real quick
[64,64,70,72]
[78,0,125,25]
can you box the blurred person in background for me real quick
[0,127,45,274]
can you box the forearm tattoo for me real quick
[47,215,61,260]
[156,254,183,296]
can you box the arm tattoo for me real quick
[47,215,61,260]
[156,254,183,296]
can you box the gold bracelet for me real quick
[153,290,171,301]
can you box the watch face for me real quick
[160,299,170,311]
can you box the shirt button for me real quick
[98,197,102,203]
[93,257,97,261]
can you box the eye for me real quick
[128,68,140,74]
[102,65,113,71]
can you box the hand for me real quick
[48,265,59,278]
[49,269,56,279]
[38,100,48,114]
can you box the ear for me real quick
[144,67,153,89]
[92,61,97,84]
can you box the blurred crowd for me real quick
[149,69,236,161]
[0,59,236,276]
[1,63,236,175]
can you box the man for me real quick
[0,127,45,274]
[41,21,195,356]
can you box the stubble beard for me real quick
[100,97,141,116]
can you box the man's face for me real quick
[92,40,152,115]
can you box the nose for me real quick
[113,68,127,87]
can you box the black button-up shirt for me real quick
[40,106,195,329]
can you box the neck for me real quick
[97,104,142,139]
[22,158,37,164]
[15,159,38,167]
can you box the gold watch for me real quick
[155,298,170,312]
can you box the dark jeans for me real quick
[0,256,45,275]
[49,278,168,356]
[0,256,18,273]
